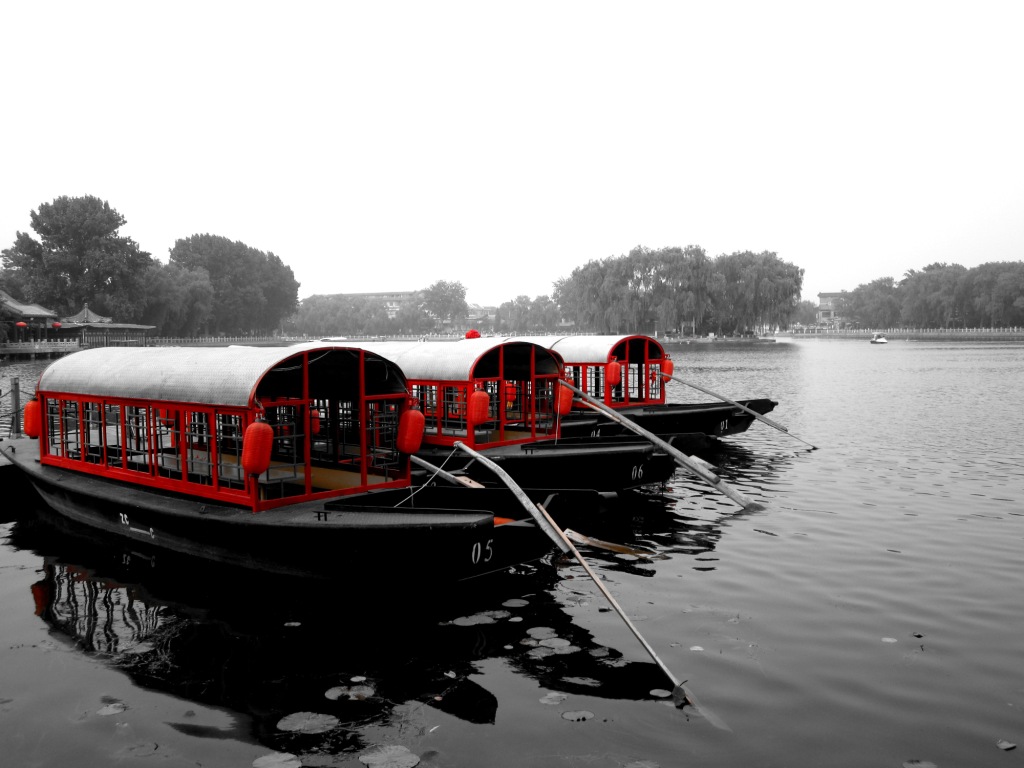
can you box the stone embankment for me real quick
[782,328,1024,342]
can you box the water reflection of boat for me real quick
[0,345,605,583]
[513,335,779,439]
[11,499,685,753]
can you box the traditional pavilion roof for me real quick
[0,289,58,320]
[62,303,113,324]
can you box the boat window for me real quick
[83,401,104,464]
[104,403,124,466]
[43,398,78,460]
[184,410,214,484]
[622,362,638,403]
[123,406,151,474]
[216,412,245,489]
[585,365,602,399]
[154,407,181,480]
[364,399,400,477]
[261,404,303,499]
[442,385,468,434]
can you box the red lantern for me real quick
[23,399,41,439]
[16,321,27,328]
[662,356,674,378]
[555,381,574,416]
[465,329,481,339]
[309,408,321,436]
[397,406,425,454]
[241,418,274,477]
[605,359,622,387]
[467,389,490,424]
[52,321,62,329]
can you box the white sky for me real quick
[3,1,1022,307]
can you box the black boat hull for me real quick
[414,435,683,492]
[2,437,606,583]
[556,398,779,439]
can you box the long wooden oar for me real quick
[451,441,569,553]
[557,380,766,513]
[663,373,817,450]
[410,454,486,488]
[453,442,728,728]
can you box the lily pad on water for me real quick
[451,610,511,626]
[502,598,529,608]
[561,710,595,722]
[540,692,567,706]
[997,740,1016,751]
[527,626,557,639]
[325,684,375,701]
[358,744,420,767]
[253,752,301,768]
[276,712,339,734]
[650,689,673,699]
[97,702,127,716]
[540,637,571,648]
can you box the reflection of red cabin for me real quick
[511,335,672,410]
[313,339,565,452]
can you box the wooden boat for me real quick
[0,345,605,583]
[870,333,888,344]
[303,338,679,492]
[511,335,778,439]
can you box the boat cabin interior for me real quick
[512,334,672,409]
[335,339,565,450]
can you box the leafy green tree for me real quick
[958,262,1024,327]
[847,277,902,328]
[529,295,562,331]
[422,280,468,328]
[1,195,155,319]
[792,299,819,326]
[169,234,298,334]
[900,263,967,328]
[139,261,215,336]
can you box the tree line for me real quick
[9,195,1017,339]
[837,262,1024,329]
[550,245,804,336]
[1,196,299,336]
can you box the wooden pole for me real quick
[664,373,817,450]
[452,441,569,553]
[557,379,766,513]
[410,454,485,488]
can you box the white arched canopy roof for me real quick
[301,338,561,381]
[508,334,667,365]
[37,345,408,408]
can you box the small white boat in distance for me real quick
[870,333,888,344]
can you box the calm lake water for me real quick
[2,338,1022,767]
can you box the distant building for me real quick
[341,291,421,319]
[328,291,497,329]
[816,292,848,327]
[0,289,59,341]
[60,303,155,347]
